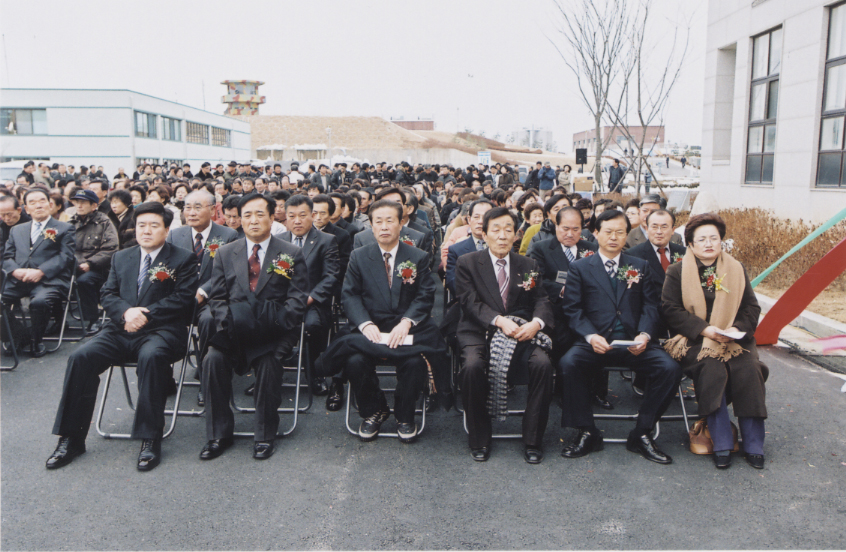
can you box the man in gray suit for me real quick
[2,188,76,357]
[624,194,683,251]
[166,190,239,405]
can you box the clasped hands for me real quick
[11,268,44,283]
[497,317,541,342]
[123,307,150,333]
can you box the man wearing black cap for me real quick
[69,189,119,334]
[623,194,683,251]
[183,163,194,179]
[198,162,214,181]
[224,161,239,182]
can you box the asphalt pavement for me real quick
[2,288,845,550]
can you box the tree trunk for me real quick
[594,114,604,189]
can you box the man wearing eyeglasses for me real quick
[624,194,683,251]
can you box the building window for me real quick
[187,122,209,144]
[1,108,47,135]
[135,111,157,139]
[818,3,846,187]
[162,117,181,142]
[137,157,159,166]
[745,27,781,185]
[211,127,231,147]
[162,158,183,168]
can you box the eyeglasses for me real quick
[693,236,721,245]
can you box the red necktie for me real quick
[659,247,670,272]
[248,244,261,292]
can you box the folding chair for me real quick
[228,322,309,437]
[94,321,196,439]
[591,365,692,444]
[345,365,427,439]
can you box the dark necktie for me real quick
[193,233,204,263]
[139,253,151,296]
[564,247,575,263]
[659,247,670,272]
[248,244,261,292]
[496,259,508,306]
[295,236,303,248]
[605,259,616,279]
[384,252,392,287]
[476,239,486,251]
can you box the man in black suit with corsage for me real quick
[2,188,76,357]
[455,207,555,464]
[200,194,309,462]
[558,209,682,464]
[46,202,197,471]
[336,199,445,444]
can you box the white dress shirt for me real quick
[488,250,545,330]
[191,224,212,248]
[139,244,164,275]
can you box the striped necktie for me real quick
[496,259,508,305]
[564,247,575,263]
[31,221,42,244]
[139,254,151,295]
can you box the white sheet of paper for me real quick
[379,333,414,346]
[715,329,746,340]
[610,340,639,348]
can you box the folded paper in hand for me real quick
[379,333,414,346]
[610,340,639,348]
[715,329,746,340]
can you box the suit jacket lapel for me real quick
[478,252,505,312]
[647,246,664,276]
[126,247,142,304]
[549,240,570,271]
[365,245,393,307]
[198,226,214,275]
[253,238,279,295]
[232,239,250,294]
[590,254,618,303]
[302,227,317,261]
[390,244,408,310]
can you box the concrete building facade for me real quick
[702,0,846,222]
[0,88,251,177]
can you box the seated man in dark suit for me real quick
[351,188,430,253]
[0,194,31,260]
[559,209,682,464]
[166,190,239,406]
[312,194,351,302]
[445,199,494,296]
[200,194,308,461]
[341,199,441,443]
[623,194,683,251]
[328,192,364,239]
[278,194,340,403]
[2,188,75,357]
[46,202,197,471]
[455,207,555,464]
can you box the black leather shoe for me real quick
[593,395,614,410]
[626,433,672,464]
[561,429,604,458]
[197,390,204,407]
[397,422,418,444]
[200,437,233,460]
[85,321,103,335]
[714,452,732,469]
[745,453,765,469]
[359,409,391,442]
[137,438,162,471]
[325,380,344,412]
[46,436,85,469]
[524,447,544,464]
[253,440,274,460]
[31,342,47,358]
[310,377,329,396]
[244,382,255,396]
[471,447,490,462]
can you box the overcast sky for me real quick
[0,0,706,151]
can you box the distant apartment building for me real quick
[511,127,554,150]
[701,0,846,222]
[572,125,665,156]
[0,88,250,177]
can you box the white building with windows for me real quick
[0,88,250,177]
[702,0,846,222]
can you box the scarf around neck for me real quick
[663,250,747,362]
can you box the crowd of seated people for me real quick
[0,158,768,473]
